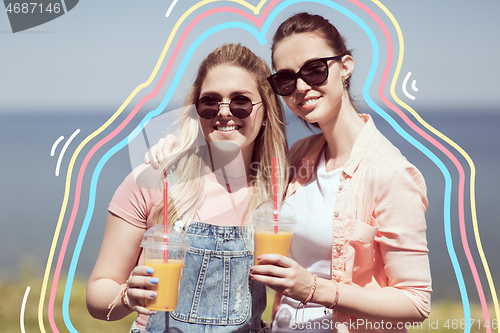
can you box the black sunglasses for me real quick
[267,56,344,96]
[196,95,263,119]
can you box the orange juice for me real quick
[254,231,293,264]
[145,259,184,311]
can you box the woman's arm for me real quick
[315,277,424,322]
[86,212,158,320]
[250,255,425,323]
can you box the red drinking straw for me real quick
[272,157,278,234]
[163,179,169,263]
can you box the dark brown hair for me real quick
[271,12,356,129]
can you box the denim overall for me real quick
[132,221,269,333]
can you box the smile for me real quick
[216,125,240,132]
[300,97,321,106]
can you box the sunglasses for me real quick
[196,95,263,119]
[267,56,344,96]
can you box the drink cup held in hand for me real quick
[253,201,296,265]
[141,224,189,312]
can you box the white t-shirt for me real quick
[273,150,342,333]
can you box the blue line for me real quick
[62,1,469,331]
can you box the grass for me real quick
[411,301,498,333]
[3,275,496,333]
[2,275,135,333]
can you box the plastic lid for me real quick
[252,201,296,224]
[140,224,189,249]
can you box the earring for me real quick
[342,77,348,89]
[261,120,267,126]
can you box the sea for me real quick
[1,108,499,303]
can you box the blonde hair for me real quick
[153,44,289,227]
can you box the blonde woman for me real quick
[86,43,289,333]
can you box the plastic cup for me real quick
[140,224,189,312]
[253,201,296,265]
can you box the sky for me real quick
[1,0,500,114]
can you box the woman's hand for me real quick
[144,134,180,170]
[249,254,314,303]
[126,265,161,315]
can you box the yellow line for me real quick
[254,0,268,14]
[372,0,500,329]
[37,1,269,332]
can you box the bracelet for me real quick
[328,280,339,309]
[295,274,318,330]
[121,282,134,311]
[107,283,132,321]
[303,274,317,304]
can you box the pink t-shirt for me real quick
[109,164,253,229]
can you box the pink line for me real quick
[47,3,280,332]
[348,0,490,329]
[256,0,281,27]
